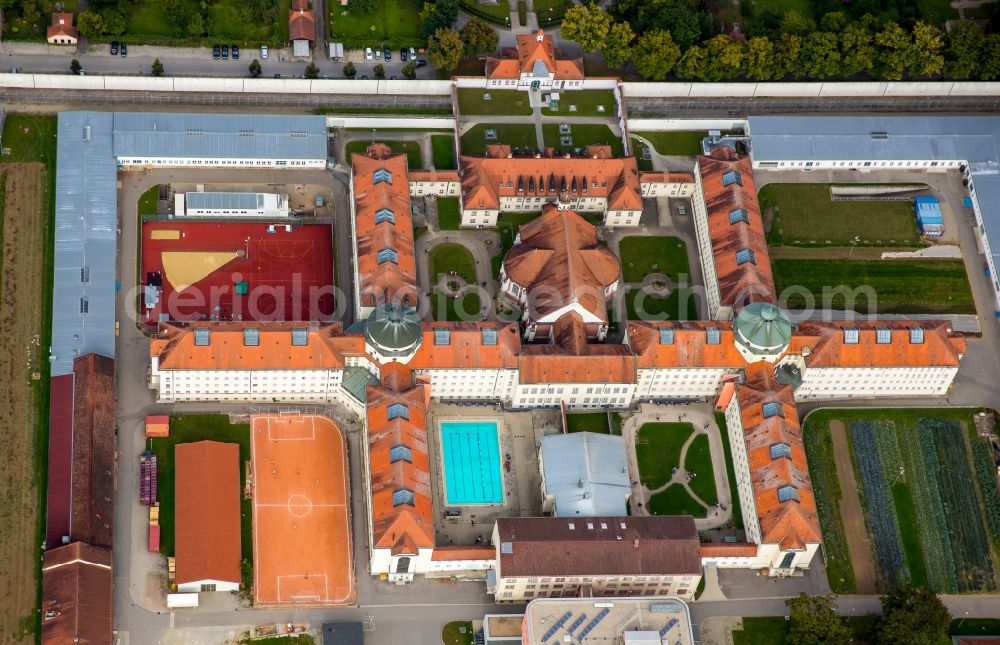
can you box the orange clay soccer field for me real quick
[251,414,354,606]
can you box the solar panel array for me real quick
[659,618,679,637]
[567,613,587,636]
[577,608,610,640]
[541,611,573,643]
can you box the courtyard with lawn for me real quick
[632,130,714,156]
[620,236,697,321]
[431,135,457,170]
[542,123,624,157]
[635,422,695,489]
[772,258,975,315]
[345,139,422,169]
[457,89,532,116]
[436,198,461,230]
[460,124,538,157]
[565,412,612,434]
[760,183,924,246]
[540,90,616,117]
[328,0,424,47]
[803,408,1000,595]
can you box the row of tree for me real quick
[425,17,498,73]
[562,2,1000,81]
[786,587,953,645]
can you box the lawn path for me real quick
[829,420,877,594]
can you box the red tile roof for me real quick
[175,441,242,586]
[408,322,521,370]
[640,171,696,184]
[700,543,758,558]
[353,144,418,309]
[47,12,77,39]
[485,30,584,80]
[289,7,315,41]
[41,542,112,645]
[70,353,115,549]
[628,321,749,369]
[698,148,775,308]
[789,320,964,368]
[735,363,820,550]
[409,170,460,184]
[504,204,620,322]
[366,384,435,554]
[519,313,635,384]
[430,545,496,561]
[459,146,639,212]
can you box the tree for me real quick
[980,34,1000,80]
[703,34,745,81]
[76,10,104,37]
[797,31,841,78]
[786,594,851,645]
[249,58,262,78]
[819,11,847,33]
[780,9,815,36]
[602,21,635,68]
[675,44,707,80]
[560,3,611,54]
[70,58,82,75]
[840,21,875,76]
[402,60,417,79]
[611,0,704,50]
[875,21,912,80]
[744,36,775,80]
[421,0,459,38]
[100,8,126,36]
[186,11,204,37]
[304,62,320,79]
[910,21,945,77]
[631,29,679,79]
[945,20,984,79]
[427,26,463,72]
[773,33,802,78]
[151,58,164,77]
[343,61,357,78]
[373,63,385,79]
[460,17,498,58]
[877,587,951,645]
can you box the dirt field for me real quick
[0,163,50,642]
[829,420,877,594]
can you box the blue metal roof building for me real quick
[746,115,1000,307]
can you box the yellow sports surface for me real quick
[161,251,239,292]
[149,229,181,240]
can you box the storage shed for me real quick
[915,196,944,236]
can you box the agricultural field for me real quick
[0,114,57,644]
[759,183,923,246]
[772,258,975,315]
[805,408,1000,594]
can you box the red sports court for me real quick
[140,221,334,327]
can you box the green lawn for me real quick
[631,138,654,171]
[518,0,527,25]
[565,412,611,434]
[951,618,1000,636]
[457,89,533,116]
[685,433,718,506]
[760,184,923,246]
[329,0,425,47]
[124,0,290,46]
[772,258,975,315]
[732,617,791,645]
[431,290,483,321]
[541,89,616,117]
[632,130,708,156]
[149,415,252,565]
[429,243,477,283]
[647,485,706,517]
[317,106,453,115]
[431,135,457,170]
[534,0,574,24]
[138,185,159,217]
[635,422,695,489]
[619,236,690,283]
[345,139,422,170]
[2,114,59,163]
[459,0,511,24]
[892,482,928,588]
[437,198,461,230]
[460,124,538,156]
[715,412,743,530]
[542,123,624,157]
[442,621,475,645]
[625,288,696,322]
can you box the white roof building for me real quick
[539,431,630,517]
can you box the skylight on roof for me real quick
[876,327,892,344]
[843,327,860,344]
[434,328,451,346]
[291,327,308,346]
[706,327,721,345]
[194,327,210,346]
[482,327,498,346]
[659,328,675,345]
[777,485,800,503]
[722,170,743,187]
[375,208,395,224]
[373,168,393,185]
[388,402,409,420]
[910,327,924,344]
[243,327,260,347]
[392,488,415,506]
[736,248,756,265]
[762,401,784,419]
[377,248,398,265]
[729,208,750,225]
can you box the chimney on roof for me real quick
[536,29,545,42]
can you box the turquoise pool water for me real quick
[440,421,503,505]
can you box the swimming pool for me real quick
[440,420,504,505]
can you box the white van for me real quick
[365,47,373,60]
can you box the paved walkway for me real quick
[621,403,733,530]
[829,420,878,594]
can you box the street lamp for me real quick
[847,235,861,259]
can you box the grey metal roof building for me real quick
[540,431,630,517]
[112,112,327,161]
[51,112,118,376]
[747,115,1000,309]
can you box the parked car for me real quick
[384,48,391,62]
[365,47,373,60]
[400,48,408,62]
[374,48,381,60]
[213,44,221,60]
[120,43,127,57]
[409,47,416,59]
[415,59,427,68]
[274,73,281,78]
[110,41,119,55]
[231,44,239,60]
[221,45,228,59]
[260,45,269,59]
[361,74,368,79]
